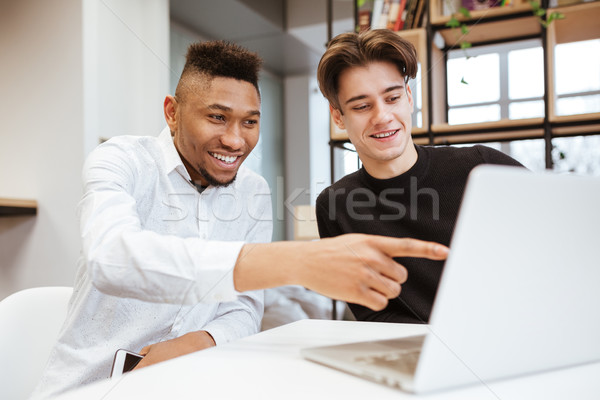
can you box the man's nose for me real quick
[220,125,244,150]
[370,100,393,127]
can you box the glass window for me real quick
[554,39,600,96]
[448,104,500,125]
[333,143,361,181]
[409,62,423,128]
[508,100,545,119]
[554,39,600,116]
[552,135,600,176]
[446,39,544,125]
[508,47,544,100]
[556,94,600,116]
[447,54,500,106]
[451,139,546,172]
[503,139,546,172]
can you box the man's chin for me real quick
[200,169,238,188]
[211,177,236,188]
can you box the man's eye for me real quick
[388,94,401,102]
[352,104,369,111]
[210,115,225,122]
[244,119,258,126]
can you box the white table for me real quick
[53,319,600,399]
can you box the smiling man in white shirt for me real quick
[32,40,449,399]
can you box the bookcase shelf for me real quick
[429,0,533,26]
[435,15,541,47]
[0,198,38,217]
[546,1,600,124]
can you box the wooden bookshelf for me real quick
[0,198,38,217]
[431,117,544,133]
[429,0,533,26]
[435,15,541,48]
[432,129,545,144]
[546,1,600,123]
[553,122,600,137]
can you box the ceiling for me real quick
[169,0,354,76]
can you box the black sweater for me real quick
[316,145,523,323]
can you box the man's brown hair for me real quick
[317,29,418,111]
[175,40,263,101]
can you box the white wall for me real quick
[257,72,286,241]
[0,0,84,299]
[0,0,170,300]
[84,0,170,153]
[283,75,330,239]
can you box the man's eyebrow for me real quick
[344,84,405,105]
[207,104,232,112]
[344,94,368,105]
[383,85,405,94]
[207,103,260,117]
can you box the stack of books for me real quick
[357,0,427,32]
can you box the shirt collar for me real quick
[157,126,191,181]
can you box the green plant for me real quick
[529,0,565,27]
[446,7,473,84]
[445,0,565,49]
[444,0,565,84]
[445,6,473,51]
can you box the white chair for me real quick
[0,286,73,400]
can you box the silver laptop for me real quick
[302,165,600,393]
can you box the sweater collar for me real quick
[359,145,430,192]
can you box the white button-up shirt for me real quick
[32,128,272,399]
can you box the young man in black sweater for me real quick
[315,29,523,323]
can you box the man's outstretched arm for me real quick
[234,234,449,312]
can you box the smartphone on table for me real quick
[110,349,144,378]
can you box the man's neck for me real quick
[363,143,419,180]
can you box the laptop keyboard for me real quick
[355,349,421,375]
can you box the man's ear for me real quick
[164,95,178,133]
[330,104,345,130]
[406,84,414,113]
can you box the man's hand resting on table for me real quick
[133,330,216,370]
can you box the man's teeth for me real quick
[372,130,397,138]
[211,152,238,164]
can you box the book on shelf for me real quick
[403,0,420,30]
[411,0,426,28]
[461,0,502,11]
[387,0,400,29]
[354,0,425,32]
[378,0,393,28]
[393,0,408,30]
[356,0,373,32]
[371,0,386,28]
[358,10,371,32]
[357,0,373,32]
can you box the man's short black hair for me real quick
[175,40,263,101]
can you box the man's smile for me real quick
[370,129,399,139]
[209,152,241,165]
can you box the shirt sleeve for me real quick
[79,141,245,305]
[203,178,273,344]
